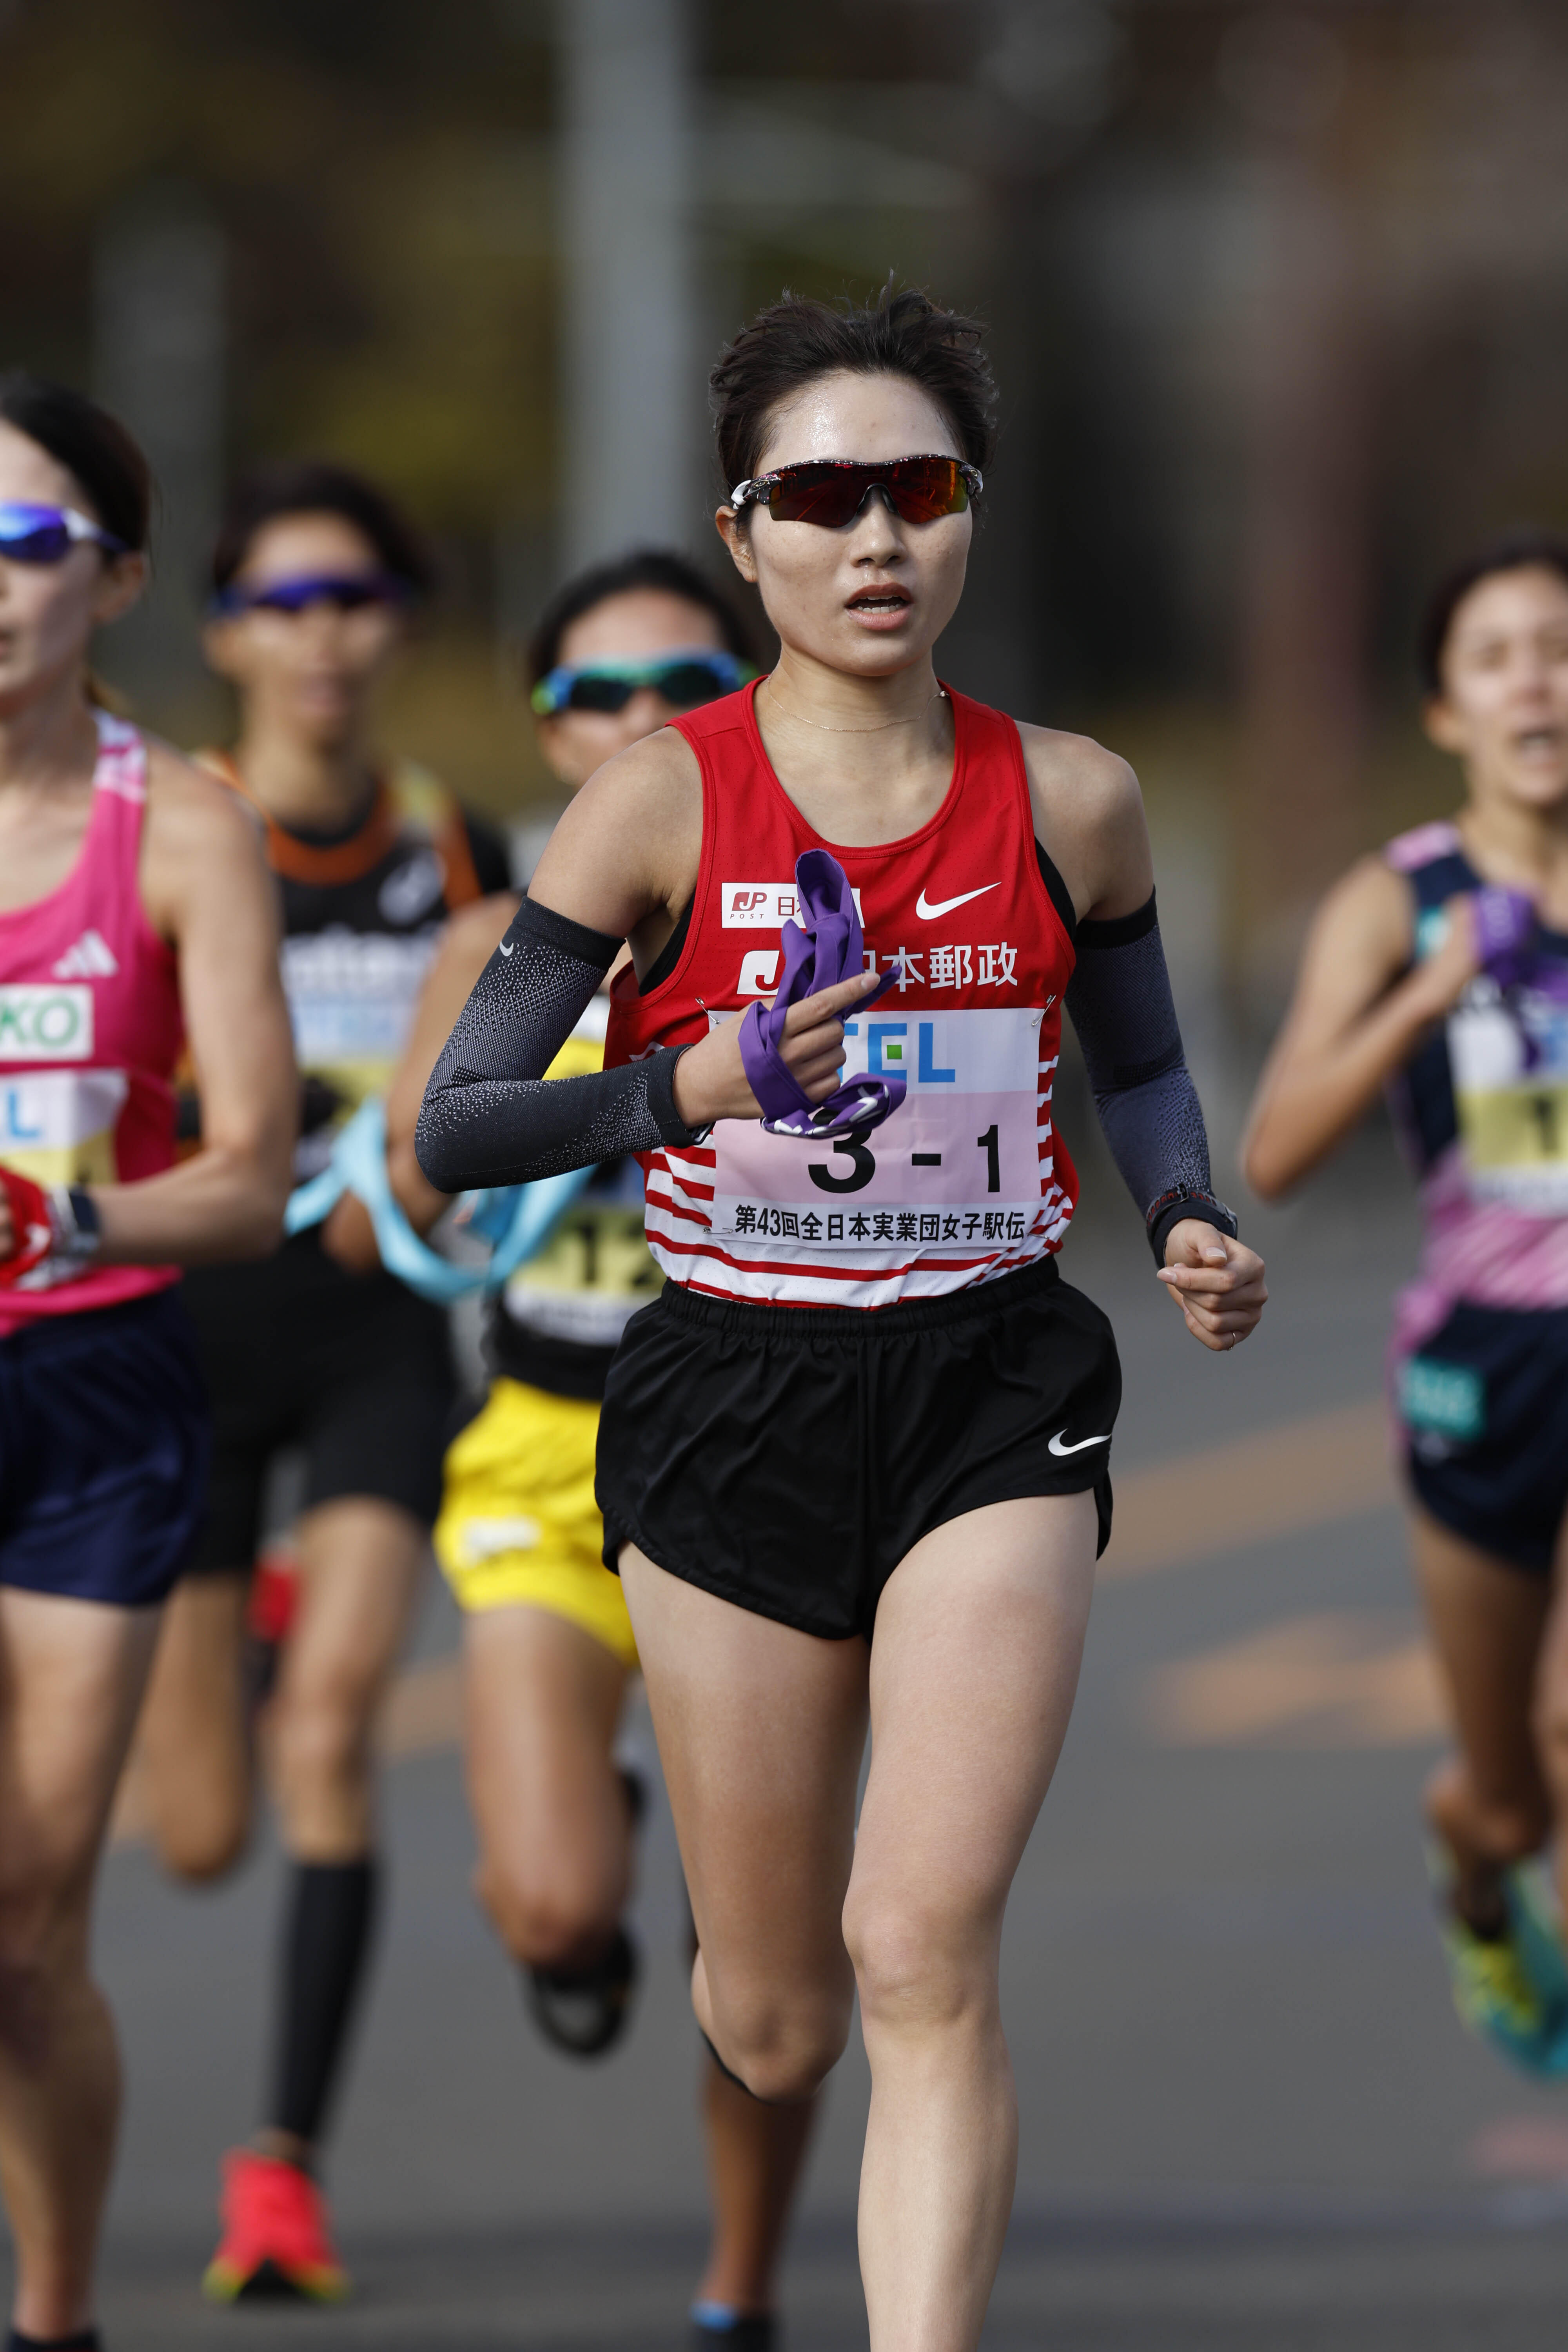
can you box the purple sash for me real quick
[736,851,906,1139]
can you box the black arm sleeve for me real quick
[1063,893,1238,1265]
[414,895,704,1192]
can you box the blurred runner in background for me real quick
[131,461,509,2302]
[0,372,294,2352]
[373,551,813,2352]
[1246,532,1568,2078]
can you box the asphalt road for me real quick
[33,1139,1568,2346]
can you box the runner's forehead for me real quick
[0,417,85,511]
[232,509,385,588]
[556,588,726,669]
[752,372,961,475]
[1446,566,1568,663]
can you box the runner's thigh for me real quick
[619,1545,868,2012]
[849,1493,1098,1967]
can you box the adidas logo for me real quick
[52,929,119,980]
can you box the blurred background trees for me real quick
[5,0,1568,1038]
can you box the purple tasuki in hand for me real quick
[737,850,906,1139]
[1471,885,1568,1069]
[1473,886,1538,992]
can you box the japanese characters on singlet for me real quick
[1385,820,1568,1351]
[0,715,184,1332]
[489,996,664,1399]
[603,682,1079,1309]
[200,755,509,1176]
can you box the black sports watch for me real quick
[1145,1187,1240,1267]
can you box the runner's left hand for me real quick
[1156,1224,1267,1352]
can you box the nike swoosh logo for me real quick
[916,883,1000,920]
[498,940,515,956]
[1048,1430,1110,1456]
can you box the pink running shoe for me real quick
[203,2149,349,2302]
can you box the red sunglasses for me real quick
[729,455,982,529]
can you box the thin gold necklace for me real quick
[762,676,947,737]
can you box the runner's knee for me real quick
[475,1852,620,1971]
[274,1679,377,1800]
[152,1794,252,1886]
[0,1875,89,2057]
[706,1980,851,2103]
[843,1888,994,2033]
[1532,1688,1568,1798]
[1427,1756,1548,1859]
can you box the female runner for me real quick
[0,372,293,2350]
[129,461,508,2301]
[384,547,814,2349]
[415,288,1267,2352]
[1245,532,1568,2073]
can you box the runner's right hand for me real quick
[1409,893,1484,1019]
[671,968,882,1129]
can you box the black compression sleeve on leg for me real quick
[1064,893,1237,1265]
[267,1859,380,2149]
[414,895,704,1193]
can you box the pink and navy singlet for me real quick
[603,681,1080,1310]
[0,715,184,1336]
[1382,820,1568,1570]
[1385,820,1568,1353]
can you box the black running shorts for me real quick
[1397,1299,1568,1574]
[183,1230,456,1574]
[597,1255,1121,1641]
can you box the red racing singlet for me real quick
[0,716,184,1334]
[603,681,1079,1308]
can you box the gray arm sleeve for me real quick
[1063,893,1237,1263]
[414,896,702,1192]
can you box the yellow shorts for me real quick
[434,1377,638,1668]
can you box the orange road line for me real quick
[1103,1397,1397,1580]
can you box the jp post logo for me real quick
[0,985,94,1062]
[722,882,862,928]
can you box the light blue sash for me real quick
[284,1099,590,1304]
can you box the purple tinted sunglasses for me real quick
[0,503,128,564]
[212,572,410,618]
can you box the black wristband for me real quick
[645,1045,710,1147]
[1146,1187,1239,1267]
[46,1184,103,1265]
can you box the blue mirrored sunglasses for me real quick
[532,648,754,717]
[211,571,410,618]
[0,503,128,564]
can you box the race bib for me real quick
[503,1163,661,1348]
[0,1068,127,1185]
[1448,976,1568,1216]
[0,984,93,1063]
[708,1005,1052,1250]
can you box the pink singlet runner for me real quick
[0,714,185,1335]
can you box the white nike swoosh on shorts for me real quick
[915,882,1001,920]
[1048,1431,1110,1456]
[499,940,515,956]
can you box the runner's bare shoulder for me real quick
[1015,724,1145,918]
[529,727,702,931]
[136,736,273,936]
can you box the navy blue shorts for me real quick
[0,1288,211,1607]
[1396,1300,1568,1574]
